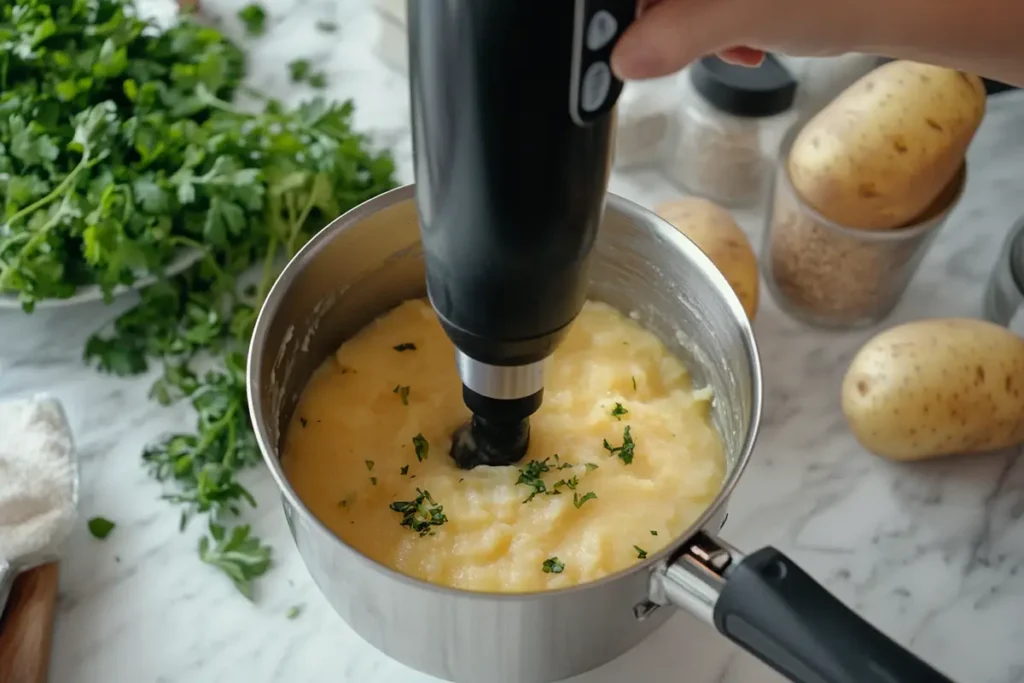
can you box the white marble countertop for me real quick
[1,1,1023,682]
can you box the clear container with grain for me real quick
[665,55,797,207]
[982,217,1024,335]
[763,127,967,329]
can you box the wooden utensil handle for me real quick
[0,563,60,683]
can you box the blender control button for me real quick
[581,61,611,112]
[586,10,618,51]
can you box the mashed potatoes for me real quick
[282,299,725,592]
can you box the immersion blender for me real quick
[407,0,637,468]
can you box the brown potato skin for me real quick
[842,319,1024,461]
[788,61,986,231]
[656,197,759,321]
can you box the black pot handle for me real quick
[657,532,957,683]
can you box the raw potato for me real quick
[842,319,1024,461]
[788,61,986,230]
[656,198,759,320]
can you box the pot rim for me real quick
[246,183,764,601]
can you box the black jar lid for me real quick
[689,54,797,118]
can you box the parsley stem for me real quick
[196,402,238,453]
[3,155,92,228]
[254,236,280,306]
[225,415,238,469]
[0,156,95,290]
[286,190,318,254]
[195,85,242,115]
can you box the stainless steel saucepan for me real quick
[247,185,955,683]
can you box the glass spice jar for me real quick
[665,55,797,207]
[762,126,968,329]
[982,217,1024,335]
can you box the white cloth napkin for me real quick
[0,395,77,617]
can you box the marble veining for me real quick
[0,0,1022,682]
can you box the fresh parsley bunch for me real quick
[0,0,249,305]
[1,0,397,598]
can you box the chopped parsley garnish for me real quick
[88,517,116,540]
[390,489,448,536]
[634,545,648,559]
[632,376,637,391]
[516,458,551,503]
[603,426,636,465]
[288,59,327,88]
[369,477,377,486]
[412,433,429,461]
[299,417,308,427]
[400,465,410,475]
[584,463,599,472]
[573,491,597,509]
[288,59,312,82]
[393,385,410,405]
[554,476,575,490]
[650,530,658,536]
[550,476,596,509]
[520,463,598,508]
[393,342,417,352]
[551,453,574,470]
[286,605,302,619]
[365,460,374,471]
[238,3,267,36]
[611,403,628,420]
[542,557,565,574]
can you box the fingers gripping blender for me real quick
[407,0,637,468]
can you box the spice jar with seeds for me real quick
[982,216,1024,336]
[665,55,797,207]
[763,126,968,329]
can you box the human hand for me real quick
[610,0,1024,88]
[611,0,870,80]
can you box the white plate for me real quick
[0,248,206,310]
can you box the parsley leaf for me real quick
[199,522,272,600]
[542,557,564,574]
[88,517,116,540]
[288,59,312,82]
[516,458,551,503]
[611,402,628,420]
[389,489,448,536]
[238,3,268,36]
[393,385,410,405]
[412,433,429,461]
[602,426,636,465]
[573,491,597,509]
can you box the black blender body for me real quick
[408,0,636,467]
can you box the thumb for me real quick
[611,0,747,79]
